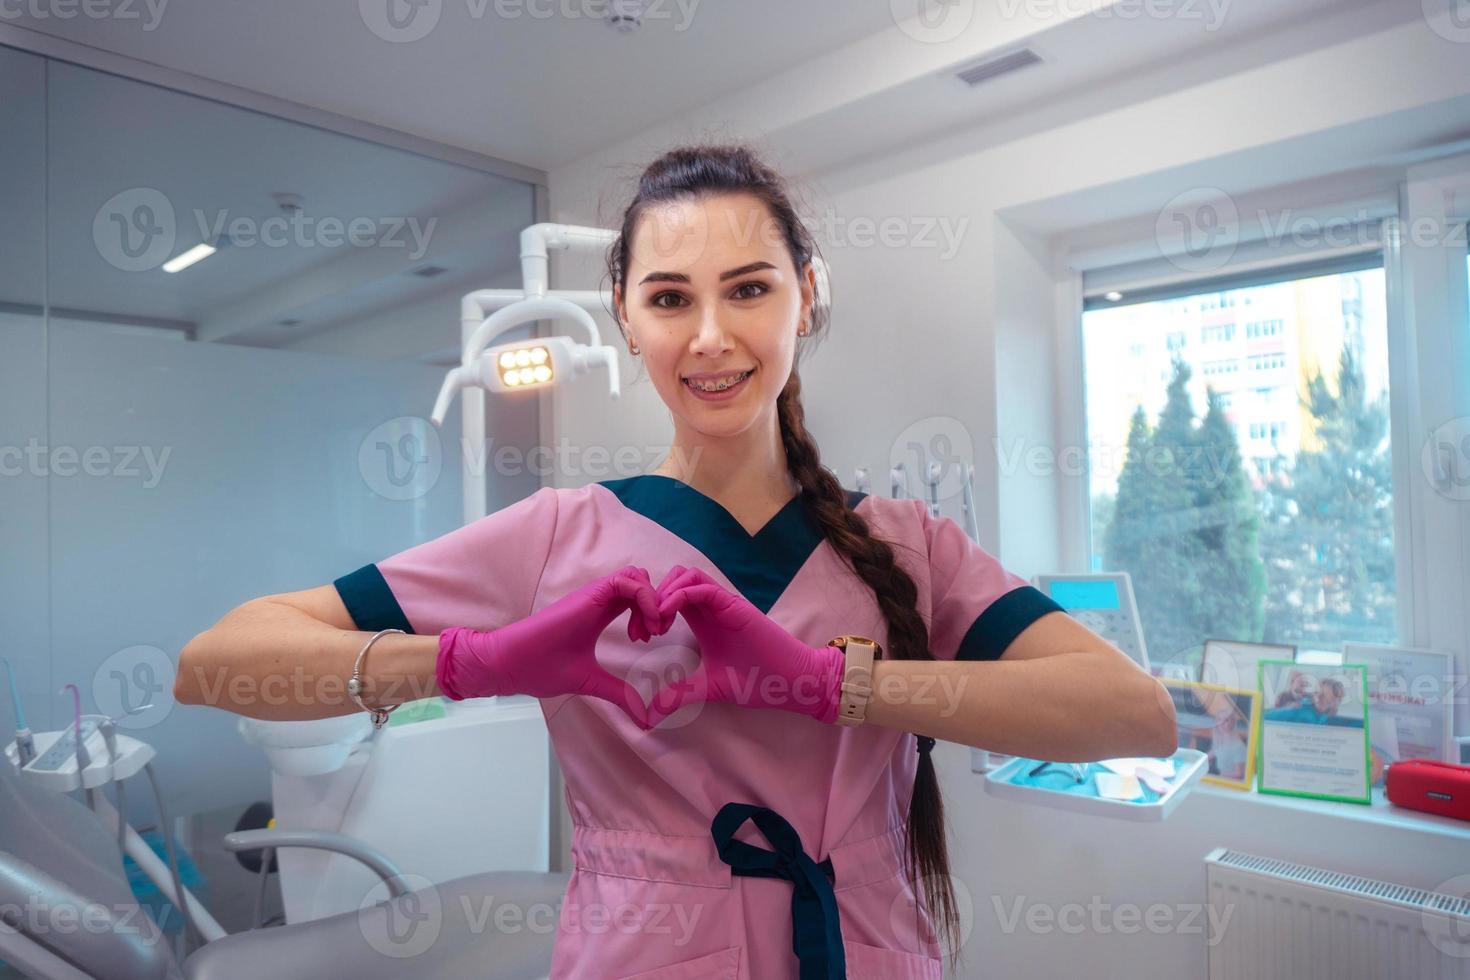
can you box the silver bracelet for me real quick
[348,628,405,729]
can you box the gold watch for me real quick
[828,635,882,727]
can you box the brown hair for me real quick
[605,143,963,966]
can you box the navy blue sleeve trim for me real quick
[955,585,1064,661]
[332,563,415,635]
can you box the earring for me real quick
[629,345,640,355]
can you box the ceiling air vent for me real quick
[955,48,1042,88]
[409,265,449,278]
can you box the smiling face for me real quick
[615,193,815,444]
[1314,682,1343,713]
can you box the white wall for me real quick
[541,9,1470,978]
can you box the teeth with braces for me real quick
[686,370,751,392]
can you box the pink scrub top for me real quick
[333,474,1061,979]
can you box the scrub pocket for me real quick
[618,944,743,979]
[843,937,944,979]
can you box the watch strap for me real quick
[832,636,879,727]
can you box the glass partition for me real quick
[1,48,540,822]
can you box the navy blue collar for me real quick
[596,474,866,614]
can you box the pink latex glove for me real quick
[646,565,846,728]
[436,565,670,729]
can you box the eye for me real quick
[732,281,769,300]
[650,291,687,310]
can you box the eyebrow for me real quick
[638,261,778,286]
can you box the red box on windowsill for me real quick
[1384,759,1470,822]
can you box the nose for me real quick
[688,306,734,357]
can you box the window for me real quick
[1202,324,1236,343]
[1166,331,1187,351]
[1202,359,1238,377]
[1081,266,1394,667]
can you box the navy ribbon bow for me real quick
[710,802,845,979]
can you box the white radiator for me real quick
[1205,847,1470,980]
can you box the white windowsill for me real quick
[1189,781,1470,843]
[970,749,1470,843]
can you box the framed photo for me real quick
[1342,643,1459,787]
[1257,661,1371,805]
[1199,639,1297,691]
[1162,678,1260,790]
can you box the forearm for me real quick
[174,598,441,721]
[861,653,1177,762]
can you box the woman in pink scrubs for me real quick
[179,145,1177,979]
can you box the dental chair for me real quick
[0,755,569,980]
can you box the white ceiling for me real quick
[0,0,1453,347]
[2,0,905,172]
[3,0,1430,177]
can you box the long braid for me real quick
[777,371,962,966]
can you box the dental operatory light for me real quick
[431,224,624,524]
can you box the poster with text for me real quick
[1257,660,1371,805]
